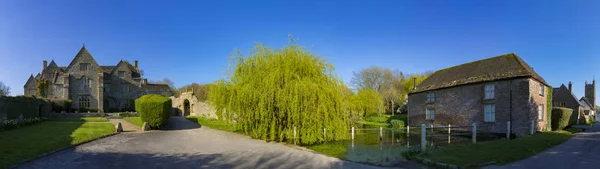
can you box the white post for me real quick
[506,121,511,139]
[472,122,477,144]
[351,127,355,140]
[530,120,534,135]
[407,126,410,137]
[294,127,297,145]
[379,126,383,141]
[431,124,434,133]
[324,128,327,139]
[448,124,451,144]
[421,124,427,152]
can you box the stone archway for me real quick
[183,99,191,116]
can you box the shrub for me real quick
[135,94,171,129]
[0,117,46,130]
[49,99,73,112]
[364,114,389,123]
[551,107,573,131]
[390,119,405,128]
[3,95,47,119]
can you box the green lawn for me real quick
[123,117,143,127]
[307,141,348,159]
[359,114,407,126]
[423,131,575,166]
[48,117,109,122]
[0,122,115,168]
[185,116,239,132]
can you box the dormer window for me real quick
[484,84,495,99]
[426,92,435,103]
[80,63,90,71]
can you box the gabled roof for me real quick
[66,45,101,71]
[100,66,116,72]
[413,53,548,93]
[24,74,37,87]
[553,84,582,106]
[580,97,593,110]
[111,60,140,77]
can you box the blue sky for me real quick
[1,0,599,101]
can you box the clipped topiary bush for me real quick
[390,119,404,128]
[135,94,171,129]
[551,107,573,131]
[49,99,73,112]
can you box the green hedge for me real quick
[390,119,405,128]
[49,99,73,112]
[2,96,48,119]
[551,107,573,131]
[135,94,171,129]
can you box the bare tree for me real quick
[0,81,10,96]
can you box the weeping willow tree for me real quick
[209,39,349,145]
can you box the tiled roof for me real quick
[413,53,548,93]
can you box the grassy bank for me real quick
[358,114,407,126]
[0,122,115,168]
[123,117,143,127]
[423,131,575,166]
[48,117,109,122]
[185,116,239,132]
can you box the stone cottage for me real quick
[23,45,174,113]
[407,53,550,136]
[552,83,584,125]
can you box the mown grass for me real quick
[423,131,575,166]
[307,141,348,159]
[123,117,144,127]
[185,116,239,132]
[0,122,115,168]
[358,114,407,126]
[48,117,109,122]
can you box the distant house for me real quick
[407,53,550,136]
[552,83,584,125]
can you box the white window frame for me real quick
[426,108,435,120]
[80,63,89,71]
[484,104,495,122]
[539,83,545,96]
[484,84,495,99]
[538,104,544,120]
[426,92,435,103]
[118,71,125,78]
[81,77,90,91]
[79,96,90,108]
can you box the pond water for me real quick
[313,125,504,166]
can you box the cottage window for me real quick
[538,104,544,120]
[54,85,62,98]
[539,83,545,96]
[484,84,495,99]
[426,92,435,103]
[426,108,435,120]
[484,104,495,122]
[78,96,90,108]
[118,71,125,78]
[80,63,89,71]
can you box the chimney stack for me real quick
[134,60,138,69]
[569,81,572,92]
[43,60,48,70]
[413,78,417,91]
[143,78,148,85]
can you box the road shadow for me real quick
[159,116,201,131]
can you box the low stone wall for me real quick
[49,112,106,118]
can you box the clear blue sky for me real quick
[1,0,599,101]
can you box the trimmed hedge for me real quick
[551,107,573,131]
[49,99,73,112]
[1,96,50,119]
[135,94,171,129]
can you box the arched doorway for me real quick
[183,99,190,116]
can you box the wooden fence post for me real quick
[421,124,427,152]
[294,127,297,145]
[472,122,477,144]
[351,127,355,140]
[379,126,383,141]
[324,128,326,140]
[506,121,511,139]
[448,124,451,144]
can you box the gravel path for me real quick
[18,117,406,169]
[108,119,141,133]
[485,124,600,169]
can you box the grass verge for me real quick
[422,131,575,166]
[48,117,109,122]
[185,116,239,132]
[0,122,115,168]
[307,141,348,159]
[123,117,143,127]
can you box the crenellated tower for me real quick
[585,79,596,110]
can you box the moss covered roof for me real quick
[414,53,548,93]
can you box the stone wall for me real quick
[170,92,217,118]
[408,78,548,136]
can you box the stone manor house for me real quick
[408,53,550,136]
[23,46,173,113]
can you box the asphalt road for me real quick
[17,117,402,169]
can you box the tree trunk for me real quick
[391,100,395,116]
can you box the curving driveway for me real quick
[485,124,600,169]
[17,117,405,169]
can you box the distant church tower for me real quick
[585,79,596,110]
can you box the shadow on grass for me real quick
[0,121,114,168]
